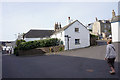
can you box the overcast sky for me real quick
[1,2,118,41]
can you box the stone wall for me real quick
[17,45,64,56]
[90,37,97,46]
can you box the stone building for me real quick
[92,17,111,39]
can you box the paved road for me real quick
[96,40,107,46]
[2,43,120,78]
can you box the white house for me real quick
[111,15,120,42]
[24,29,54,42]
[51,19,90,50]
[111,10,120,42]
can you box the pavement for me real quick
[2,42,120,78]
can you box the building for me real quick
[51,17,90,50]
[1,41,15,54]
[87,23,94,30]
[111,10,120,42]
[24,29,54,42]
[92,17,111,39]
[23,17,90,50]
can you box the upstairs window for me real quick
[104,25,106,28]
[75,39,80,45]
[75,28,79,32]
[104,29,107,33]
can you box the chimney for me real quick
[54,22,57,31]
[59,22,61,29]
[56,22,59,29]
[95,17,98,21]
[54,22,59,31]
[112,10,116,18]
[67,17,71,24]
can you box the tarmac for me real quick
[2,41,120,79]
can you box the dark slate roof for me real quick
[25,29,54,38]
[53,20,87,34]
[111,15,120,22]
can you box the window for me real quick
[75,39,80,45]
[75,28,79,32]
[104,29,107,33]
[104,25,106,28]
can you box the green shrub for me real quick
[16,39,26,46]
[59,47,64,51]
[14,47,19,56]
[17,38,61,50]
[90,34,98,40]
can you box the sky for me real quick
[0,2,118,41]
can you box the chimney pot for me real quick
[68,17,70,20]
[67,17,71,24]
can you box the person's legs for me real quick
[110,67,115,73]
[108,58,115,73]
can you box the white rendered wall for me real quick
[24,38,41,42]
[51,21,90,50]
[51,31,65,45]
[64,21,90,50]
[111,22,120,42]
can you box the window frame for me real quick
[75,39,80,45]
[75,28,79,32]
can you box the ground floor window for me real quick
[75,39,80,45]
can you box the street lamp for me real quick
[65,35,71,50]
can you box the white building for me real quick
[111,15,120,42]
[51,19,90,50]
[23,17,90,50]
[24,29,54,42]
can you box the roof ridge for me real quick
[53,20,79,34]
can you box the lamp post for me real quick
[65,35,71,50]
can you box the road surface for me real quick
[2,42,120,79]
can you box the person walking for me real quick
[104,39,117,74]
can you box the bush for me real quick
[17,38,61,50]
[59,47,64,51]
[16,39,26,46]
[14,47,19,56]
[90,34,98,38]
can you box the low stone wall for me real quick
[17,45,64,56]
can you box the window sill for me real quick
[75,43,80,45]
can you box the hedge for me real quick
[15,38,62,51]
[16,39,26,46]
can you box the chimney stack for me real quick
[54,22,61,31]
[59,22,61,29]
[68,17,70,20]
[112,10,116,18]
[54,22,57,31]
[67,17,71,24]
[95,17,98,21]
